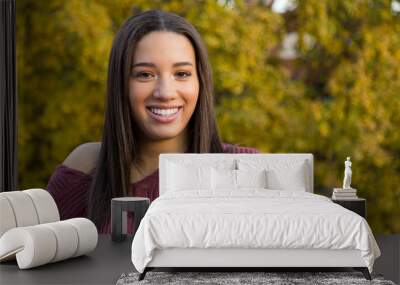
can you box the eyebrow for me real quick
[131,61,193,68]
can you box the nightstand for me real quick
[331,198,366,218]
[111,197,150,242]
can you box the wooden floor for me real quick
[0,234,398,284]
[141,235,400,283]
[373,234,400,284]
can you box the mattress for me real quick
[131,189,381,273]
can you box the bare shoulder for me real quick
[62,142,101,174]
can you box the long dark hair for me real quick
[88,9,224,229]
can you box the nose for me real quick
[153,74,176,99]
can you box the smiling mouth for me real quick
[147,107,182,117]
[146,106,182,123]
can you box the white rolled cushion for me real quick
[64,218,98,257]
[212,168,237,190]
[0,191,39,227]
[0,218,98,269]
[0,226,57,269]
[167,162,212,191]
[236,169,268,188]
[0,196,17,237]
[42,221,79,262]
[23,189,60,224]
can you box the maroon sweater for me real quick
[46,142,260,233]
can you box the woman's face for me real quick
[129,31,199,142]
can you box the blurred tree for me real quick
[218,0,400,234]
[290,0,400,234]
[17,0,113,187]
[16,0,399,233]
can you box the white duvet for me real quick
[131,189,380,273]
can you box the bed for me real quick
[131,153,381,281]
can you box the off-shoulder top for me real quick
[46,142,260,233]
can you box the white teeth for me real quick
[150,107,179,117]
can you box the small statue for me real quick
[343,157,352,189]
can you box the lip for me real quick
[146,105,182,109]
[146,107,182,124]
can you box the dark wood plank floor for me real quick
[374,234,400,284]
[0,234,398,284]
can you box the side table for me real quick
[331,198,366,218]
[111,197,150,242]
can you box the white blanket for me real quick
[131,189,380,273]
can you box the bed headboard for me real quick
[159,153,314,195]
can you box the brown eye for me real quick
[176,71,191,78]
[135,72,154,80]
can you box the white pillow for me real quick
[167,162,212,191]
[237,159,308,191]
[166,158,237,170]
[266,166,306,191]
[212,168,237,190]
[236,169,268,188]
[212,168,268,190]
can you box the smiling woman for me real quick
[129,31,199,144]
[46,9,260,232]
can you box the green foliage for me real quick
[17,0,400,233]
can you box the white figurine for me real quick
[343,157,352,189]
